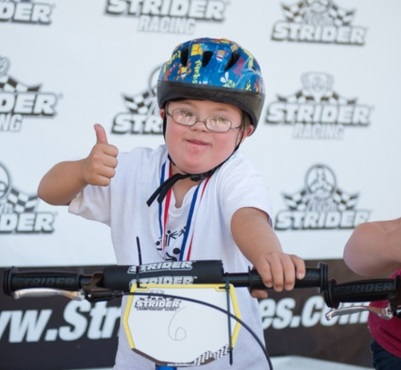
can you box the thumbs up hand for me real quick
[82,123,119,186]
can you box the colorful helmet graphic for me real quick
[157,38,265,129]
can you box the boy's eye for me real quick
[178,109,194,118]
[211,117,227,124]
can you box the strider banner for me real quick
[2,0,401,369]
[0,259,373,369]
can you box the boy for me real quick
[38,37,305,369]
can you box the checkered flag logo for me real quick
[0,75,41,93]
[282,1,355,27]
[328,3,355,26]
[6,187,39,213]
[332,188,359,211]
[278,72,357,105]
[282,1,307,22]
[123,90,158,116]
[0,56,41,93]
[283,189,310,211]
[283,187,358,211]
[279,89,356,105]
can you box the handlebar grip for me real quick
[3,267,86,295]
[226,263,328,291]
[102,260,225,291]
[324,278,400,308]
[296,262,328,290]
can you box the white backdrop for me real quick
[2,0,401,267]
[2,1,400,369]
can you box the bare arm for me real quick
[37,124,118,205]
[231,207,305,298]
[343,218,401,276]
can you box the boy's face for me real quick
[162,99,253,175]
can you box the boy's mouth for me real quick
[186,138,209,146]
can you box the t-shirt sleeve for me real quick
[217,153,273,232]
[69,184,111,225]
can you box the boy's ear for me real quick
[243,125,254,140]
[160,109,165,119]
[237,125,254,145]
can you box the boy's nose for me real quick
[190,120,208,131]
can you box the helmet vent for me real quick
[180,47,189,66]
[202,51,213,66]
[225,51,240,71]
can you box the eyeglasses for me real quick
[166,108,241,133]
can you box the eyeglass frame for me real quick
[165,106,243,133]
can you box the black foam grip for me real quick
[4,267,82,294]
[102,260,225,291]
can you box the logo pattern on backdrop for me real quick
[275,164,370,230]
[104,0,228,34]
[0,56,59,132]
[112,66,162,135]
[271,0,367,45]
[0,163,55,233]
[265,72,373,139]
[0,0,53,24]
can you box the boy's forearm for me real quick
[37,160,87,205]
[232,207,305,296]
[231,207,283,264]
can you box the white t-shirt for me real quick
[70,145,273,370]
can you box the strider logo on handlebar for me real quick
[128,261,216,285]
[131,275,195,285]
[128,261,194,274]
[12,276,77,289]
[337,281,395,294]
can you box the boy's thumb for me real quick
[94,123,108,144]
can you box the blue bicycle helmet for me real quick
[147,38,265,206]
[157,37,265,129]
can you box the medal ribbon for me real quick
[158,160,210,260]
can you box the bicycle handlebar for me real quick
[3,260,327,296]
[3,260,401,313]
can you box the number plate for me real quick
[123,283,241,366]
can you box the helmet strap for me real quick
[146,160,215,206]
